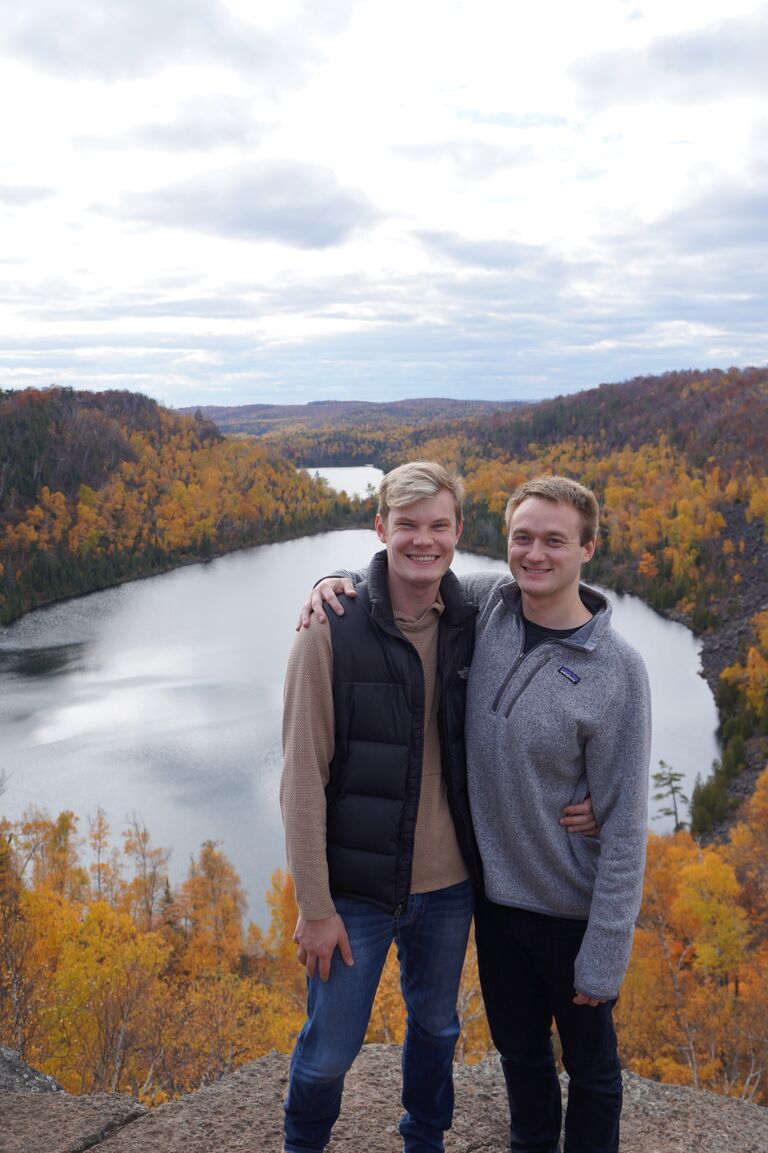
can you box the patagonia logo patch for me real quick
[558,666,581,684]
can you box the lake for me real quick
[0,468,720,925]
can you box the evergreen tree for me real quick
[652,760,690,832]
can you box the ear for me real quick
[455,518,463,544]
[375,513,387,543]
[582,537,596,564]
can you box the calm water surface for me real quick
[0,470,720,925]
[306,464,382,498]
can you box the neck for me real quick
[387,574,441,618]
[520,587,592,629]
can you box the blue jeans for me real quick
[283,880,475,1153]
[474,897,622,1153]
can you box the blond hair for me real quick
[378,461,464,526]
[504,475,599,544]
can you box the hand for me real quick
[573,992,608,1006]
[296,577,357,630]
[293,913,354,981]
[560,793,599,837]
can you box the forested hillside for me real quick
[0,387,369,624]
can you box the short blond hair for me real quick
[504,475,599,544]
[378,461,464,526]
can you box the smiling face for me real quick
[375,489,462,614]
[507,496,595,620]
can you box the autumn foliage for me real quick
[0,808,299,1100]
[0,386,370,624]
[3,771,768,1104]
[616,770,768,1101]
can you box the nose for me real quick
[413,524,433,546]
[525,535,546,560]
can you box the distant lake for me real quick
[306,464,382,499]
[0,469,720,926]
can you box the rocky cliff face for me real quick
[689,500,768,834]
[1,1045,766,1153]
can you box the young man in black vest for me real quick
[280,461,479,1153]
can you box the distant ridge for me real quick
[181,367,767,472]
[178,397,526,436]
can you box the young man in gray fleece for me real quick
[307,474,652,1153]
[461,476,651,1153]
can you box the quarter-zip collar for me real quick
[500,579,611,654]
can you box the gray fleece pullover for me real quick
[462,571,651,1001]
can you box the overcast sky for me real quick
[1,0,766,407]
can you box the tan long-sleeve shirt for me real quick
[280,601,469,920]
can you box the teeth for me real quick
[410,555,438,562]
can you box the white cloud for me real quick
[0,0,358,81]
[0,183,56,205]
[572,4,768,107]
[114,160,380,248]
[74,95,267,153]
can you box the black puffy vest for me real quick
[325,550,480,913]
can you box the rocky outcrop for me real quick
[0,1047,63,1094]
[1,1045,766,1153]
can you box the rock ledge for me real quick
[1,1045,766,1153]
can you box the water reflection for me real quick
[0,643,85,678]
